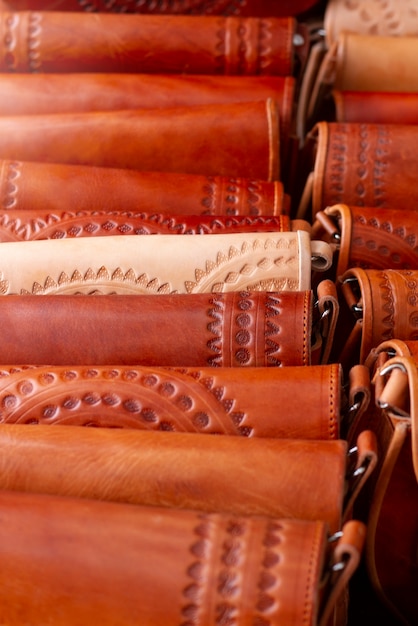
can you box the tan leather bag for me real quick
[0,424,377,534]
[0,231,332,295]
[0,161,288,216]
[0,490,366,626]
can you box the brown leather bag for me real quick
[0,362,360,440]
[0,101,281,180]
[0,424,377,534]
[335,268,418,370]
[361,343,418,625]
[0,490,366,626]
[333,90,418,125]
[312,203,418,277]
[0,231,332,295]
[0,11,297,75]
[0,0,320,16]
[301,122,418,217]
[0,161,288,216]
[0,291,322,367]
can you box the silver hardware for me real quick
[293,33,305,47]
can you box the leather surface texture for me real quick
[0,161,287,216]
[0,363,341,439]
[0,490,333,626]
[333,90,418,125]
[0,11,296,75]
[0,101,281,180]
[0,425,347,531]
[0,291,314,366]
[0,231,328,294]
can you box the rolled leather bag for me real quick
[0,231,332,295]
[0,491,366,626]
[312,204,418,277]
[0,11,296,75]
[0,291,316,366]
[0,0,321,16]
[324,0,418,47]
[306,122,418,216]
[335,268,418,369]
[333,90,418,125]
[361,346,418,625]
[0,424,377,533]
[0,363,346,439]
[0,161,288,216]
[0,101,280,180]
[0,211,299,240]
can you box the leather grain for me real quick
[333,90,418,125]
[0,231,327,294]
[0,101,280,180]
[0,363,341,439]
[311,122,418,215]
[0,11,296,75]
[0,292,313,366]
[0,491,333,626]
[0,425,347,531]
[0,161,287,216]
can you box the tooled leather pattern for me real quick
[201,177,272,216]
[373,270,418,343]
[0,365,254,434]
[340,0,418,37]
[1,161,20,210]
[325,124,390,208]
[0,212,286,240]
[351,211,418,269]
[77,0,247,15]
[207,292,284,367]
[215,18,275,75]
[182,515,283,626]
[1,12,42,72]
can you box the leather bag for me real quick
[312,203,418,277]
[335,268,418,369]
[0,161,288,216]
[0,490,366,626]
[0,290,328,367]
[302,122,418,217]
[0,11,297,75]
[0,362,356,440]
[0,231,332,295]
[0,101,281,180]
[0,424,377,533]
[361,343,418,625]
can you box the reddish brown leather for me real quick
[334,91,418,125]
[0,74,295,146]
[0,425,347,531]
[0,491,335,626]
[311,122,418,214]
[339,268,418,364]
[0,363,341,439]
[0,0,320,16]
[0,11,296,75]
[0,161,287,216]
[0,101,280,180]
[0,292,313,366]
[318,204,418,276]
[0,211,295,240]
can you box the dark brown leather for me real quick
[310,122,418,215]
[0,211,296,240]
[0,161,287,216]
[0,292,314,366]
[0,11,296,75]
[0,101,280,180]
[0,490,361,626]
[0,424,348,531]
[336,268,418,368]
[0,0,320,16]
[334,90,418,125]
[313,203,418,277]
[0,363,342,439]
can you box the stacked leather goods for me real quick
[0,0,414,624]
